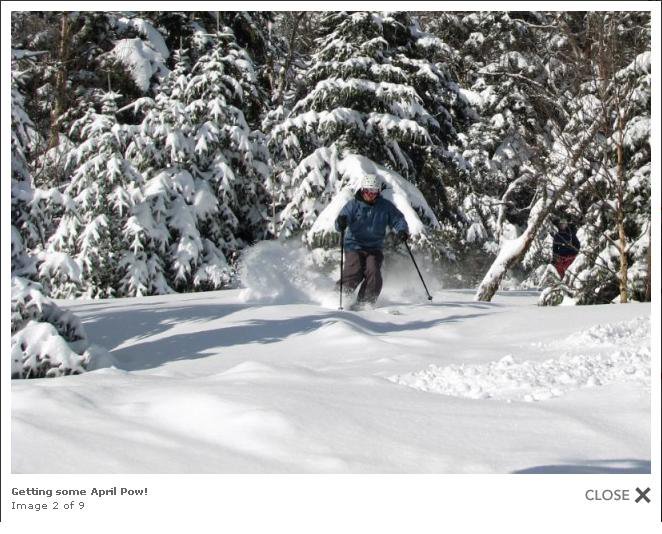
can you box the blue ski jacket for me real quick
[335,193,408,251]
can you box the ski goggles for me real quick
[362,188,380,196]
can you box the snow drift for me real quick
[11,286,650,474]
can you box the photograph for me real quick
[4,3,658,532]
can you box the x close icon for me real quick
[635,487,650,503]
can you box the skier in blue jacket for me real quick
[335,174,409,309]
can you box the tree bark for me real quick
[48,13,73,150]
[645,224,651,302]
[615,135,629,303]
[274,12,305,106]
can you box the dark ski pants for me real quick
[337,250,384,304]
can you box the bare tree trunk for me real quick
[48,13,73,150]
[274,12,305,106]
[474,205,547,301]
[615,136,629,303]
[645,225,651,301]
[271,180,278,239]
[475,118,604,302]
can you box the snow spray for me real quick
[238,241,337,306]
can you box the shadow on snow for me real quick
[77,301,492,372]
[75,303,247,353]
[513,459,651,474]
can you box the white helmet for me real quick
[360,174,381,191]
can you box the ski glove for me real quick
[337,215,348,232]
[397,231,409,243]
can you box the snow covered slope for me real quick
[12,284,650,474]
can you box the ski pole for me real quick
[339,229,345,310]
[404,241,433,301]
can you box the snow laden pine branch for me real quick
[474,113,605,302]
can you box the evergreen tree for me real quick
[127,29,270,292]
[11,50,98,379]
[11,61,40,278]
[269,11,469,247]
[11,277,92,379]
[11,12,147,167]
[10,11,651,305]
[424,12,567,285]
[44,91,145,298]
[472,11,651,302]
[562,12,651,304]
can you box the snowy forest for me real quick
[10,11,651,378]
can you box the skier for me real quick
[335,175,409,309]
[552,217,580,278]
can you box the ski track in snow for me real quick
[389,317,650,402]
